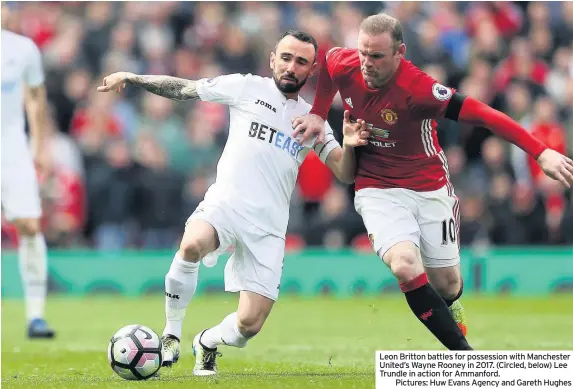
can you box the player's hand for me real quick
[536,149,573,188]
[342,110,369,148]
[97,72,133,93]
[292,114,326,145]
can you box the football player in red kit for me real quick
[293,13,573,351]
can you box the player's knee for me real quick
[432,272,462,299]
[14,218,40,236]
[385,249,422,283]
[179,240,203,263]
[237,311,265,339]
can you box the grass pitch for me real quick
[2,295,572,389]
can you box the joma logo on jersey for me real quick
[255,99,277,113]
[249,121,303,158]
[165,292,180,299]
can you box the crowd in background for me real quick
[2,1,572,251]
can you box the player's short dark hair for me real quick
[276,30,318,62]
[360,13,404,53]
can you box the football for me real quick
[107,324,163,380]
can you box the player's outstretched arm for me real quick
[455,96,573,188]
[325,111,370,184]
[97,72,199,101]
[24,84,48,164]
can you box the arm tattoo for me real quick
[128,75,199,101]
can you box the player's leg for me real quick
[418,184,467,335]
[355,189,471,350]
[1,147,54,339]
[194,291,274,376]
[11,217,55,338]
[382,242,470,350]
[193,226,284,375]
[161,205,233,367]
[425,265,466,335]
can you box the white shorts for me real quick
[1,132,42,221]
[354,184,460,268]
[187,201,285,301]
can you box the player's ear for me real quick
[397,43,406,58]
[270,52,276,71]
[309,61,318,77]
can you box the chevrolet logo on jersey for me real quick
[350,119,391,139]
[248,121,304,158]
[360,122,395,147]
[367,125,391,139]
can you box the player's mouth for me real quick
[362,70,377,78]
[281,76,297,84]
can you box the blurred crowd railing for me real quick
[2,247,572,298]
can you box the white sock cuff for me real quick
[173,253,199,273]
[20,233,46,246]
[225,312,248,341]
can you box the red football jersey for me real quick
[325,48,455,192]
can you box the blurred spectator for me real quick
[465,2,523,39]
[494,37,550,95]
[297,151,334,218]
[459,195,487,246]
[133,134,184,249]
[298,185,363,248]
[555,3,573,48]
[44,107,84,179]
[70,88,123,138]
[545,46,573,107]
[37,149,86,248]
[526,97,567,184]
[509,184,549,245]
[6,1,572,249]
[84,139,138,251]
[487,173,520,244]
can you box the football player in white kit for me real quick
[98,30,369,375]
[1,4,55,338]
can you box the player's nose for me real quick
[286,61,298,73]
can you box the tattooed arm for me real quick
[97,72,199,101]
[127,74,199,101]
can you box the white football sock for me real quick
[163,253,199,339]
[18,233,48,322]
[201,312,249,349]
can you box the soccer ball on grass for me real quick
[107,324,162,380]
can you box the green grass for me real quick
[2,295,573,389]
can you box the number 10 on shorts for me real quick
[441,218,456,245]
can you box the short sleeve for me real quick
[407,71,456,119]
[25,40,45,88]
[312,121,340,163]
[195,73,249,106]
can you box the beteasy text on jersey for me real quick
[248,121,304,158]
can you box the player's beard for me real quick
[274,73,308,94]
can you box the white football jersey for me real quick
[1,30,45,135]
[196,74,340,237]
